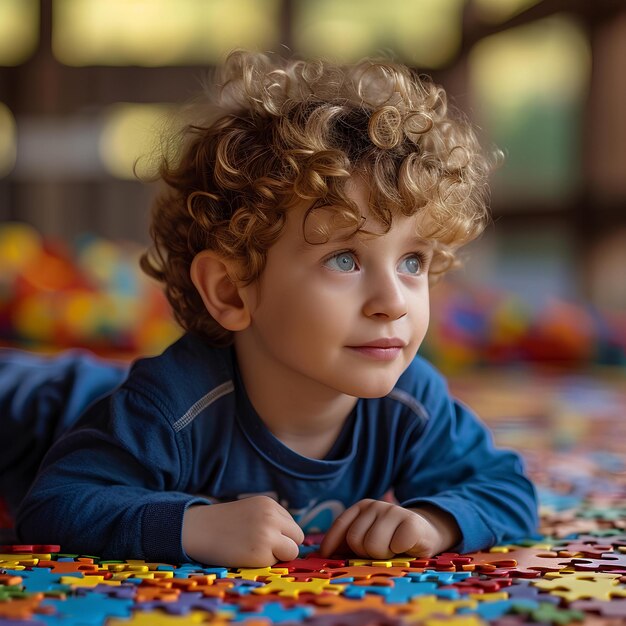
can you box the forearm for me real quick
[17,481,208,562]
[402,469,539,553]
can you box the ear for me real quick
[190,251,251,332]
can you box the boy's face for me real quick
[235,177,432,399]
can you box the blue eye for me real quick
[325,252,357,272]
[399,255,422,275]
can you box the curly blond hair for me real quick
[140,50,492,345]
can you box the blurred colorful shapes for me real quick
[0,223,180,356]
[0,222,41,273]
[0,0,39,66]
[21,248,84,292]
[13,293,57,344]
[76,236,126,286]
[523,298,596,364]
[52,0,280,66]
[0,222,624,368]
[136,316,184,357]
[293,0,464,68]
[424,279,624,372]
[0,103,17,177]
[61,290,100,338]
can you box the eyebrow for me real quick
[297,230,434,252]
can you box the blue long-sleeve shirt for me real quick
[9,333,538,563]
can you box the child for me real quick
[11,51,537,567]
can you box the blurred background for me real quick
[0,0,624,378]
[0,0,625,493]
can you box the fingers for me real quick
[282,517,305,546]
[365,509,411,559]
[390,515,422,555]
[273,533,302,562]
[343,502,390,558]
[321,500,430,560]
[319,502,364,556]
[346,502,405,559]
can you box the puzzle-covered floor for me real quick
[1,370,625,625]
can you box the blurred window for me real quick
[0,103,17,176]
[472,0,541,23]
[0,0,39,66]
[99,103,175,179]
[52,0,280,66]
[469,15,591,205]
[293,0,464,68]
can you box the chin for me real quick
[339,376,400,399]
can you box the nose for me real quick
[362,271,408,320]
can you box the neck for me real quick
[233,338,358,458]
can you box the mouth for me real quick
[348,338,406,349]
[346,339,406,362]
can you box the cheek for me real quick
[410,290,430,333]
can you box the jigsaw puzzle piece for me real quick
[276,555,346,571]
[504,579,560,605]
[345,578,460,603]
[532,573,626,602]
[37,594,134,625]
[421,615,485,626]
[464,547,569,577]
[570,598,626,619]
[224,600,314,623]
[107,610,216,625]
[1,569,79,594]
[227,566,289,581]
[512,601,586,624]
[0,546,60,554]
[568,553,626,574]
[251,575,344,598]
[274,608,404,626]
[134,591,222,615]
[324,565,417,581]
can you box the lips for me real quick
[348,338,406,349]
[346,338,406,362]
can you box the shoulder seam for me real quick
[387,388,430,427]
[172,380,235,432]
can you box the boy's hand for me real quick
[182,496,304,567]
[319,499,461,560]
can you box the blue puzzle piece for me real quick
[172,564,229,579]
[38,595,134,626]
[343,583,391,600]
[222,579,265,596]
[344,577,460,603]
[464,599,513,621]
[382,578,460,604]
[228,601,314,623]
[406,570,472,584]
[1,568,80,594]
[297,544,319,557]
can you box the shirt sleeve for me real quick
[393,363,539,553]
[0,349,127,515]
[16,386,210,563]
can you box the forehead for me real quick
[290,178,431,248]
